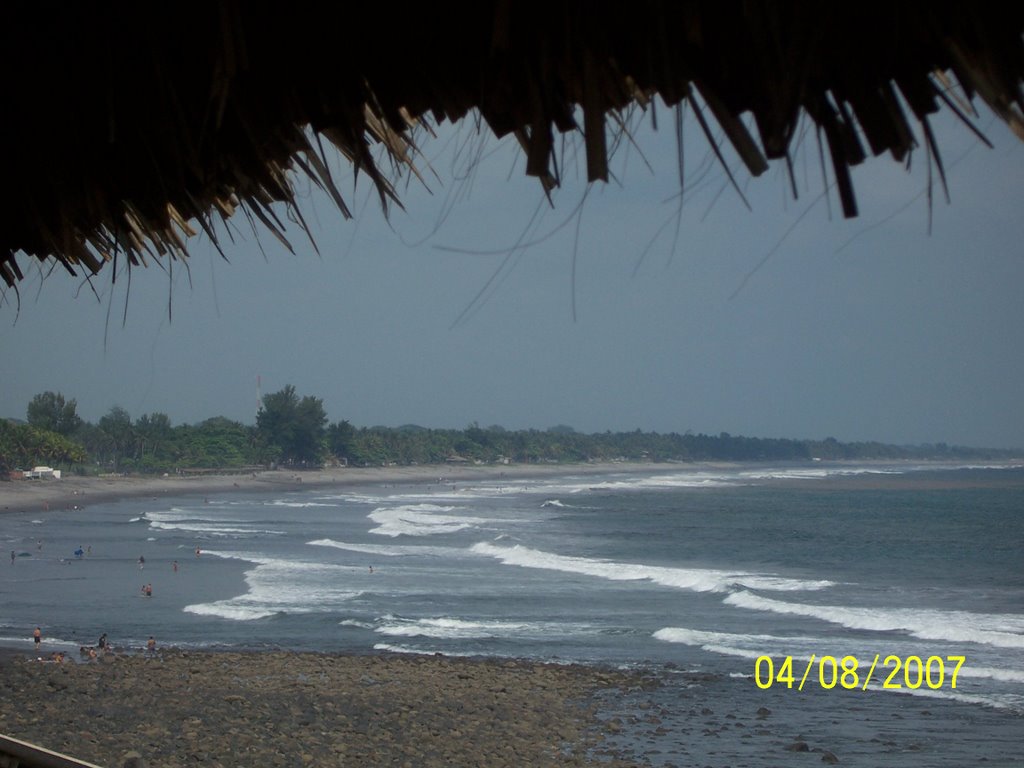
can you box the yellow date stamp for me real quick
[754,655,966,691]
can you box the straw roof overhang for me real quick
[3,2,1023,291]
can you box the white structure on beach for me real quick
[24,466,61,480]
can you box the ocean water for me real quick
[2,461,1022,766]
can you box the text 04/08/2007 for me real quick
[754,655,966,692]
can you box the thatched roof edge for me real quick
[3,2,1022,291]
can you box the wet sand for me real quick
[0,649,654,767]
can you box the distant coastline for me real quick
[0,461,668,514]
[2,458,1021,516]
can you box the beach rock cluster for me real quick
[0,651,648,767]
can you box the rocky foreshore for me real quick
[0,650,654,767]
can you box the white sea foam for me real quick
[268,500,338,508]
[183,603,278,621]
[367,504,487,537]
[148,521,285,536]
[371,642,481,657]
[308,538,464,558]
[183,551,364,621]
[525,464,918,495]
[654,626,912,664]
[655,627,811,649]
[0,634,80,652]
[329,486,511,507]
[655,627,1024,708]
[549,473,735,494]
[531,462,1023,496]
[655,627,818,662]
[724,591,1024,649]
[375,616,586,640]
[961,666,1024,684]
[873,684,1023,712]
[339,619,376,630]
[147,507,235,522]
[471,542,833,593]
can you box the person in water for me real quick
[33,627,41,648]
[138,555,145,569]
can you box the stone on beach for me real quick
[0,650,650,768]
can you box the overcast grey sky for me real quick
[3,102,1023,449]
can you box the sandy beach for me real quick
[0,462,669,516]
[0,650,656,767]
[3,458,1019,516]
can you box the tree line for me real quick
[1,388,1016,477]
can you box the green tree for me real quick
[328,419,357,461]
[0,420,87,474]
[98,406,134,470]
[135,412,173,463]
[26,391,82,436]
[256,385,327,465]
[178,417,255,467]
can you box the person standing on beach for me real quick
[33,627,41,649]
[146,636,156,654]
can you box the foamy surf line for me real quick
[653,627,1024,684]
[724,591,1024,649]
[184,550,364,621]
[372,643,484,658]
[368,503,489,537]
[374,616,594,640]
[308,538,465,558]
[149,521,286,536]
[471,542,833,593]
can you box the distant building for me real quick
[24,466,61,480]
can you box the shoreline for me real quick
[4,463,1022,767]
[2,458,1021,515]
[0,461,677,514]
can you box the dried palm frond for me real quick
[2,2,1022,290]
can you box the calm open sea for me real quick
[3,461,1022,766]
